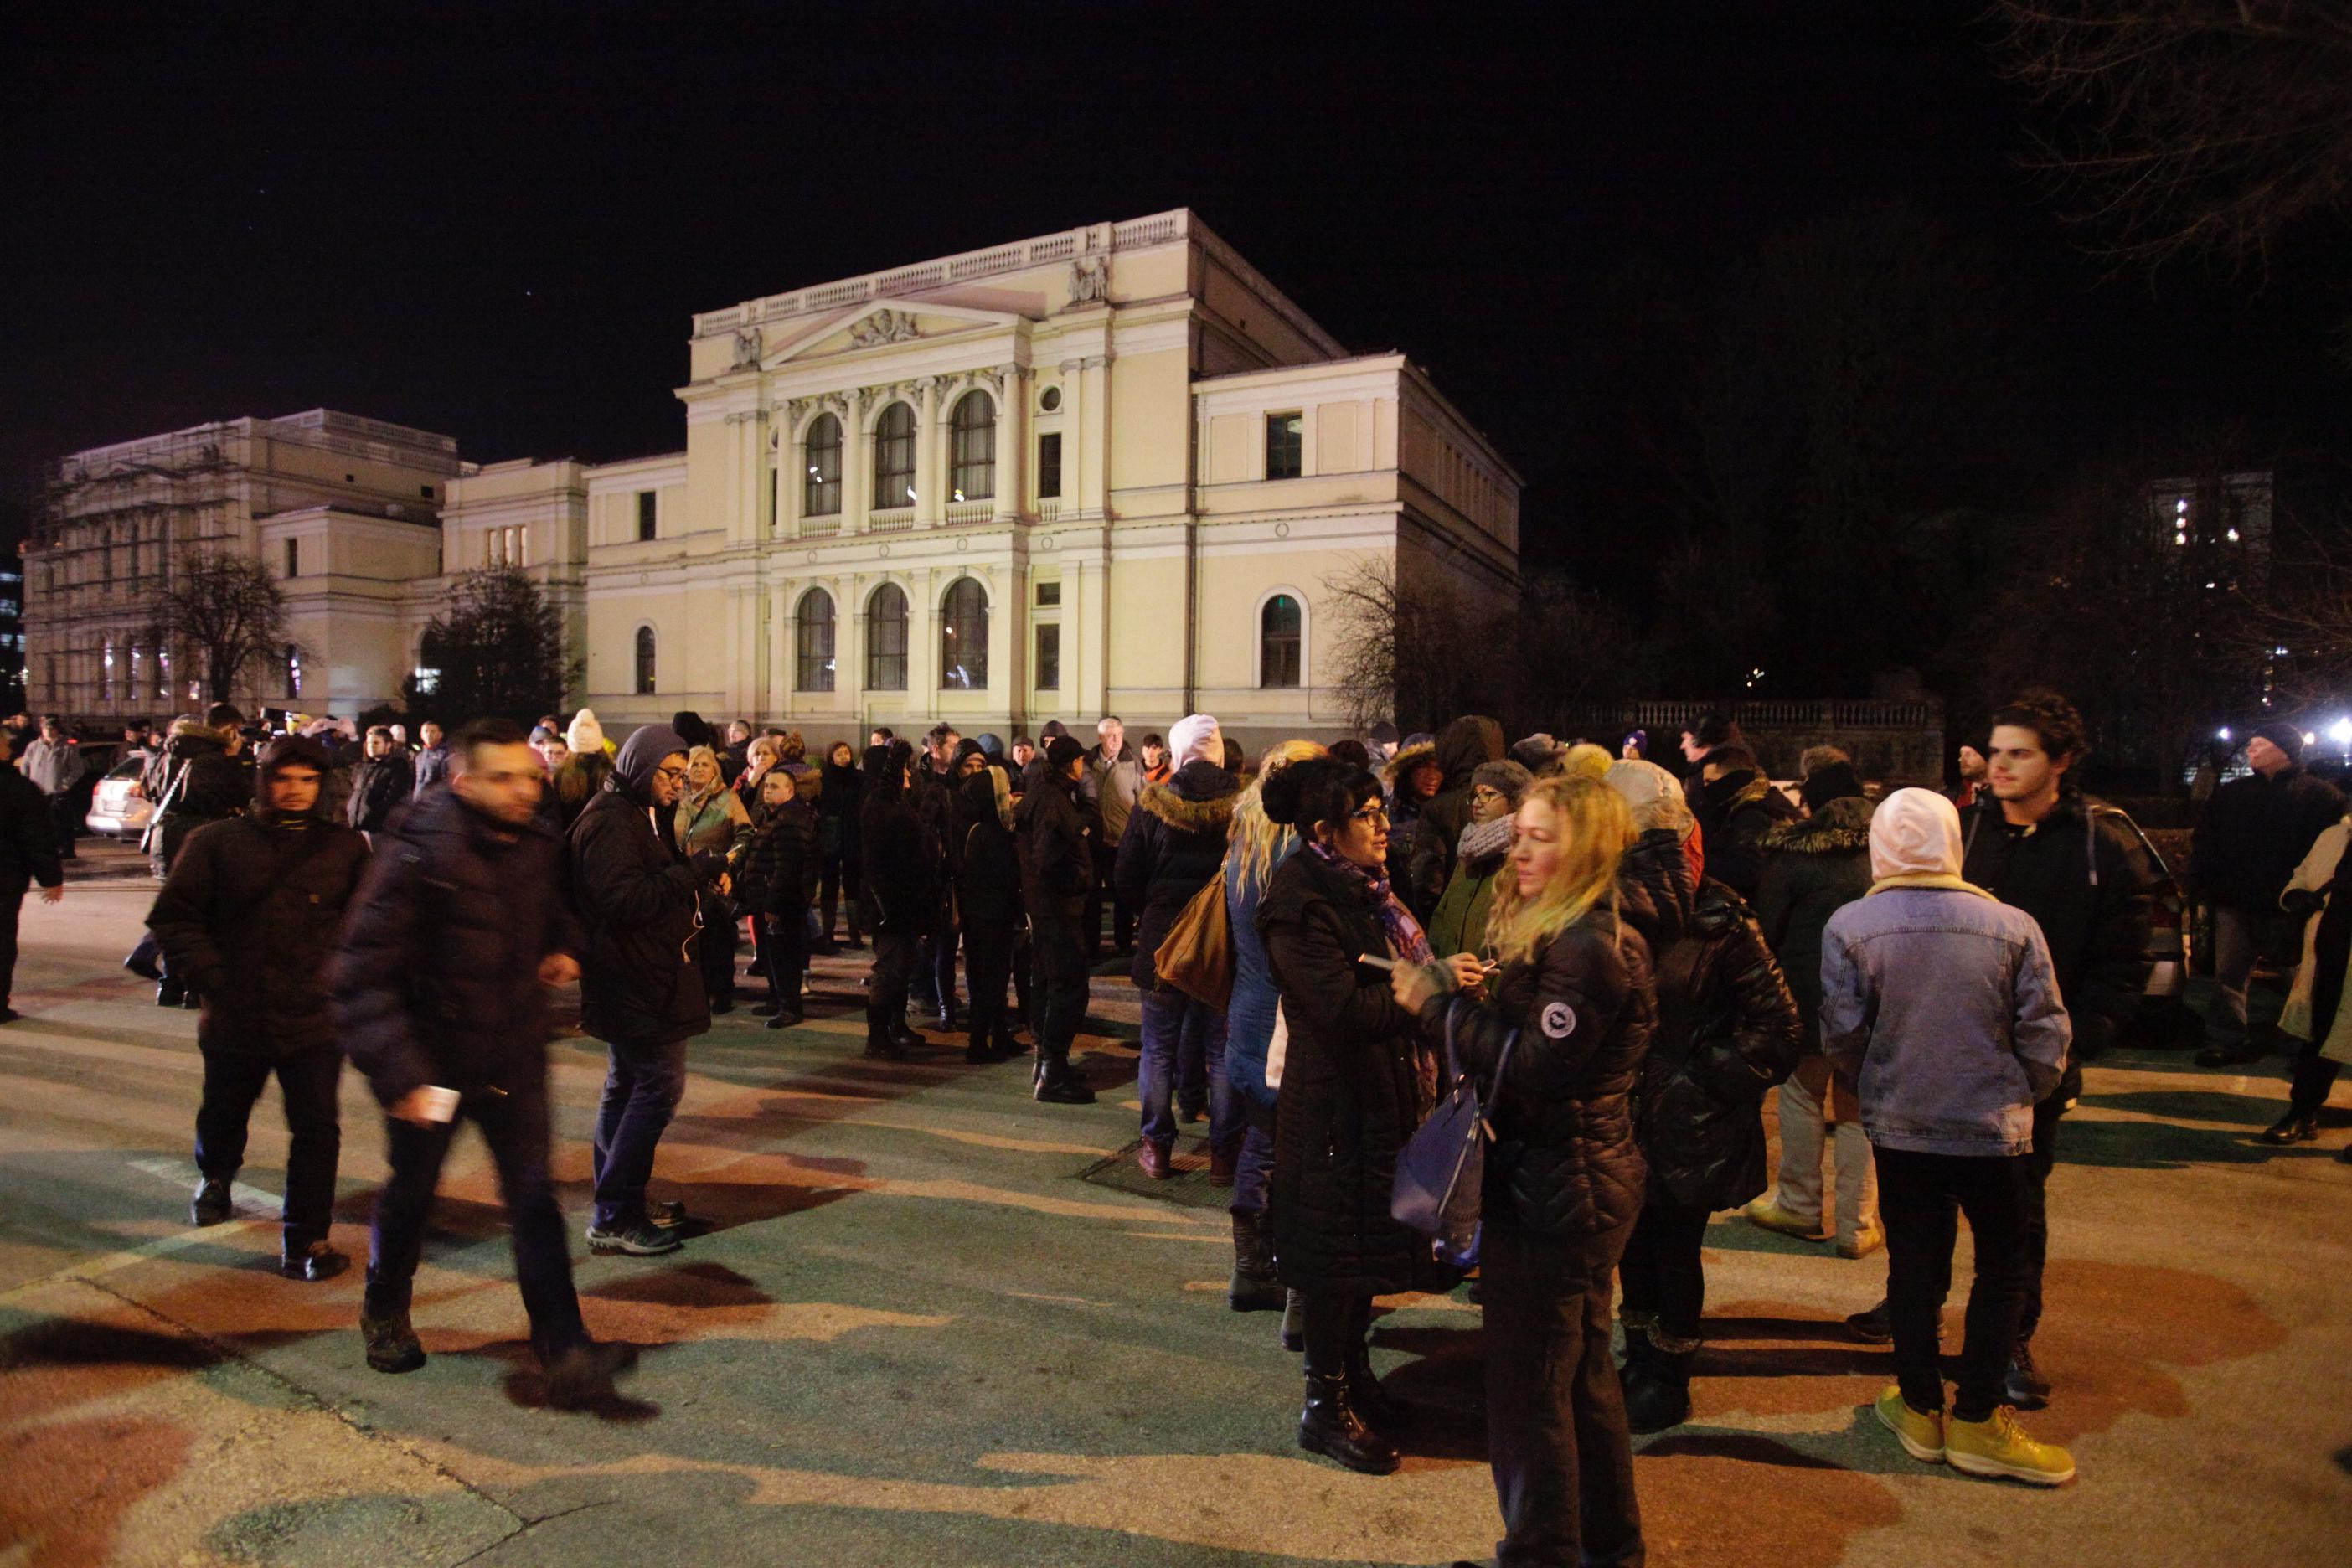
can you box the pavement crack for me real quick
[451,1499,611,1565]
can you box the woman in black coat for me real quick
[733,770,816,1029]
[952,766,1024,1064]
[817,740,864,952]
[1616,875,1803,1431]
[858,741,930,1060]
[1257,758,1477,1476]
[1390,774,1660,1568]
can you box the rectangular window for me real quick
[1035,623,1060,690]
[1266,412,1304,479]
[768,468,779,533]
[637,489,658,541]
[420,485,435,498]
[1037,432,1063,499]
[1036,579,1060,607]
[283,539,299,578]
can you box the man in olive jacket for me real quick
[569,721,725,1256]
[148,735,370,1279]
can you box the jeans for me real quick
[1137,986,1240,1150]
[2206,905,2293,1050]
[364,1080,587,1363]
[1875,1145,2032,1421]
[591,1034,689,1229]
[1616,1200,1713,1346]
[867,927,917,1033]
[1029,907,1090,1057]
[913,921,959,1016]
[1769,1072,1877,1245]
[1480,1217,1644,1568]
[2016,1093,2064,1344]
[1230,1115,1276,1217]
[193,1043,343,1248]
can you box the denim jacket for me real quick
[1819,886,2070,1157]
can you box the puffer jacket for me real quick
[1693,768,1801,901]
[1755,796,1875,1031]
[1114,759,1240,989]
[569,725,719,1044]
[333,786,586,1107]
[147,737,372,1058]
[1426,819,1512,961]
[1418,824,1694,1237]
[346,750,415,833]
[1406,717,1504,916]
[733,801,815,921]
[1260,847,1426,1296]
[1638,879,1804,1210]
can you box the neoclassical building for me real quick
[552,208,1520,747]
[27,212,1519,745]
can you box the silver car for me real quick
[85,756,154,838]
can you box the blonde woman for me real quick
[677,745,753,1013]
[1390,776,1653,1568]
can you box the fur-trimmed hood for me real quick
[1138,761,1240,835]
[1382,740,1436,788]
[1762,793,1875,855]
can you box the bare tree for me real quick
[1994,2,2352,277]
[146,550,292,704]
[401,567,574,725]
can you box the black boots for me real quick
[1618,1315,1694,1432]
[1031,1049,1095,1104]
[863,1018,909,1060]
[1297,1293,1400,1474]
[2004,1338,2052,1409]
[1343,1296,1414,1435]
[281,1240,350,1282]
[2261,1109,2319,1145]
[362,1309,426,1374]
[190,1177,231,1226]
[1281,1289,1306,1351]
[1228,1212,1284,1312]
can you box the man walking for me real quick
[570,721,723,1257]
[1019,735,1098,1105]
[21,716,86,862]
[346,725,415,837]
[1083,715,1141,957]
[335,720,633,1407]
[2190,723,2344,1065]
[149,735,369,1279]
[0,725,64,1024]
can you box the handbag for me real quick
[1153,867,1234,1008]
[1391,1001,1517,1271]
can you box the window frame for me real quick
[864,582,909,691]
[634,624,657,695]
[637,489,658,541]
[1258,591,1303,689]
[938,576,989,690]
[1266,411,1304,480]
[1034,621,1060,691]
[948,390,996,502]
[795,587,837,693]
[1036,431,1063,499]
[802,413,843,517]
[873,402,916,509]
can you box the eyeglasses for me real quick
[652,765,689,785]
[1350,804,1391,825]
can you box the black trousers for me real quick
[913,916,959,1014]
[868,926,917,1031]
[1083,844,1133,957]
[193,1043,343,1248]
[1011,923,1035,1029]
[47,794,78,859]
[1876,1145,2032,1421]
[2288,1036,2344,1117]
[2016,1093,2064,1344]
[1481,1217,1644,1568]
[761,910,806,1012]
[963,911,1015,1041]
[0,879,22,1008]
[700,897,739,1003]
[1029,907,1090,1056]
[364,1080,587,1364]
[818,830,861,944]
[1616,1199,1714,1344]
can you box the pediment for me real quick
[762,303,1024,369]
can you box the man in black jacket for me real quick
[2190,722,2345,1065]
[1690,744,1801,902]
[410,720,450,797]
[1018,735,1097,1105]
[149,735,370,1279]
[570,721,721,1257]
[334,720,632,1408]
[1957,692,2156,1409]
[0,725,65,1024]
[859,740,931,1060]
[346,725,415,837]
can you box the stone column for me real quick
[992,364,1023,525]
[914,377,941,526]
[842,389,867,532]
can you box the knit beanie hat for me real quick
[1561,742,1613,782]
[2253,723,2306,764]
[565,709,606,756]
[1511,733,1568,776]
[1168,713,1224,771]
[1044,735,1086,769]
[1472,758,1535,808]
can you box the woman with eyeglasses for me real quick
[1256,756,1483,1475]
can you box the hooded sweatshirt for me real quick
[1818,789,2071,1157]
[568,722,714,1042]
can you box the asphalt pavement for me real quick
[3,846,2348,1566]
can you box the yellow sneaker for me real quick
[1874,1385,1945,1464]
[1944,1406,2076,1486]
[1745,1199,1828,1241]
[1837,1223,1885,1260]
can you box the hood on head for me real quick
[1435,716,1506,789]
[1870,787,1963,881]
[254,734,335,818]
[864,739,914,789]
[1382,740,1437,788]
[1168,713,1223,771]
[613,724,689,795]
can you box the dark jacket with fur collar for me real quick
[1695,767,1802,902]
[1114,759,1240,989]
[1755,795,1875,1030]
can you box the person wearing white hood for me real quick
[1819,788,2076,1486]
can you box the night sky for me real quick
[8,3,2346,568]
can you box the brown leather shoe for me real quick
[1208,1144,1239,1186]
[1137,1140,1173,1180]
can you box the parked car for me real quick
[85,756,154,838]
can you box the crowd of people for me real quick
[3,686,2349,1566]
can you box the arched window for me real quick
[873,402,916,508]
[865,583,908,690]
[796,588,836,692]
[634,625,657,695]
[802,414,842,516]
[1260,594,1302,689]
[939,577,988,690]
[948,390,996,502]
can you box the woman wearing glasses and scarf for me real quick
[1256,756,1483,1477]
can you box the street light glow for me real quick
[2330,720,2352,747]
[2217,727,2231,741]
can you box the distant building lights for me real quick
[2217,727,2232,741]
[2227,528,2240,542]
[2176,498,2190,514]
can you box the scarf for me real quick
[1865,871,1998,900]
[1308,841,1434,963]
[1457,815,1514,866]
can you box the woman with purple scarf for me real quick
[1257,757,1484,1475]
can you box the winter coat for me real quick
[2293,839,2352,1065]
[1084,743,1143,848]
[1820,886,2071,1158]
[333,787,587,1107]
[0,762,61,891]
[952,772,1024,930]
[1114,760,1241,989]
[1755,796,1876,1032]
[676,784,753,864]
[2277,820,2349,1042]
[1426,823,1510,962]
[1638,879,1804,1210]
[733,802,815,921]
[412,743,451,797]
[1406,717,1504,916]
[2190,765,2346,911]
[817,756,863,864]
[859,761,935,936]
[152,726,249,870]
[1962,794,2158,1090]
[1381,740,1436,904]
[1224,833,1303,1115]
[346,752,415,833]
[147,746,371,1058]
[1693,768,1801,902]
[1017,771,1091,931]
[569,725,718,1045]
[19,737,85,797]
[1258,848,1426,1296]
